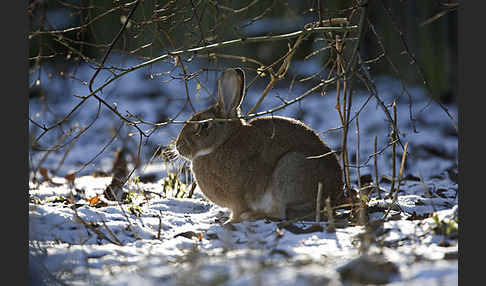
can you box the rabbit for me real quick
[175,68,344,223]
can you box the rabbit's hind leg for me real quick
[269,151,322,220]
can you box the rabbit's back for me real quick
[248,116,334,158]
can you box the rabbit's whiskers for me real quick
[161,145,180,162]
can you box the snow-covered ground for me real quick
[28,175,458,285]
[29,173,458,286]
[29,62,458,285]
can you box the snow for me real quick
[29,63,458,285]
[29,173,458,285]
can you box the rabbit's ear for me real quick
[217,68,245,117]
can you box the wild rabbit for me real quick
[175,68,344,223]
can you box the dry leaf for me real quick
[89,196,100,206]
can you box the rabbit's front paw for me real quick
[223,211,264,225]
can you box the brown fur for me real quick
[175,68,344,223]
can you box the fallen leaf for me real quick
[89,196,100,206]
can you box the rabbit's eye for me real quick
[196,121,210,135]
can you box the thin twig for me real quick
[389,101,398,197]
[209,0,260,14]
[71,204,123,246]
[355,66,405,150]
[316,182,323,223]
[382,141,408,220]
[74,122,124,175]
[248,32,307,114]
[356,116,361,191]
[99,217,123,246]
[306,150,338,160]
[325,197,336,233]
[33,129,73,178]
[345,0,368,74]
[374,136,382,199]
[418,174,437,213]
[29,1,139,37]
[157,210,163,240]
[365,20,417,133]
[106,186,143,241]
[52,131,79,177]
